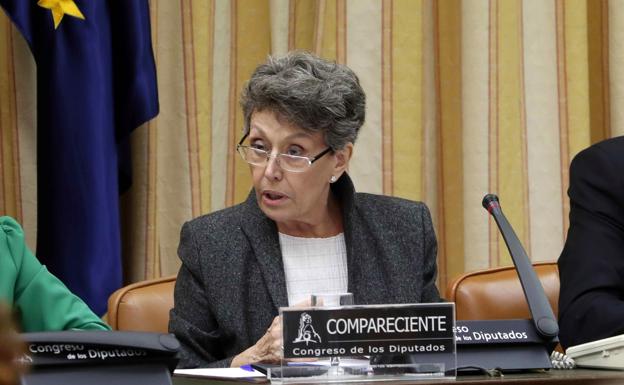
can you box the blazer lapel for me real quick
[345,213,392,305]
[337,175,392,305]
[240,191,289,310]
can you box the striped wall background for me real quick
[1,0,622,290]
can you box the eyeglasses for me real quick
[236,132,332,173]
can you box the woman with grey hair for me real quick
[169,51,441,368]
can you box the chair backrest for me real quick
[107,263,559,331]
[446,262,559,320]
[107,275,176,333]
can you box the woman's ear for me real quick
[333,143,353,176]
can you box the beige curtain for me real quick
[0,0,621,293]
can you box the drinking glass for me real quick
[310,293,354,371]
[310,293,354,307]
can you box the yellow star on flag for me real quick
[38,0,86,29]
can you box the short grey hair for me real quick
[240,51,366,150]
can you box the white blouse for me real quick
[279,232,348,306]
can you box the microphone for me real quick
[482,194,559,339]
[452,194,559,372]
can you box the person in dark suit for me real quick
[169,51,441,368]
[558,136,624,349]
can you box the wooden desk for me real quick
[173,369,624,385]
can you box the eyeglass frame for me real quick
[236,132,333,172]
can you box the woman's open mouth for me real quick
[262,190,288,206]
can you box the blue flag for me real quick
[0,0,159,315]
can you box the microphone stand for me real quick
[482,194,559,339]
[453,194,559,372]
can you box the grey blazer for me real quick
[169,174,441,368]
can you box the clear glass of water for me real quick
[310,293,354,307]
[310,293,354,371]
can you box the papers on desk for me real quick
[174,367,267,382]
[173,359,369,382]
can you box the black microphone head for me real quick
[482,194,500,211]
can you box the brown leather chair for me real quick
[446,262,559,320]
[107,263,559,331]
[107,275,176,332]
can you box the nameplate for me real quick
[281,303,455,359]
[23,343,152,366]
[455,319,551,345]
[20,331,179,369]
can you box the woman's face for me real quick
[246,110,351,232]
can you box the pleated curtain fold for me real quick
[0,0,621,289]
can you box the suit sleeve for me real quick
[169,222,233,368]
[558,145,624,349]
[420,205,441,303]
[0,217,109,332]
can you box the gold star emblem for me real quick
[38,0,86,29]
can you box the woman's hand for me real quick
[231,315,282,366]
[231,298,312,367]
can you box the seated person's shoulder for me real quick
[572,136,624,170]
[179,202,253,257]
[0,216,25,239]
[569,137,624,201]
[0,216,30,266]
[593,135,624,153]
[183,202,249,233]
[355,192,428,214]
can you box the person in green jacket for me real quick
[0,216,110,332]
